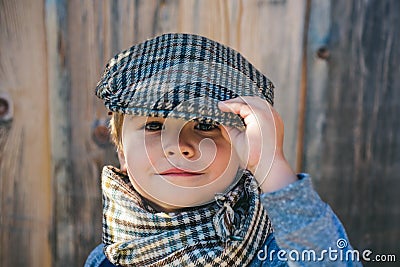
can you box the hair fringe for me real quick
[109,112,124,152]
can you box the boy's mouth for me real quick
[158,168,204,177]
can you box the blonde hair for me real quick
[110,112,124,152]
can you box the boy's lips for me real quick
[158,168,204,177]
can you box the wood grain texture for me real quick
[305,1,400,264]
[47,1,121,266]
[0,0,51,266]
[3,0,398,266]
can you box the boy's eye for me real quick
[144,121,164,131]
[194,121,219,131]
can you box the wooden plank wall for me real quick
[0,0,52,266]
[305,1,400,263]
[0,0,398,266]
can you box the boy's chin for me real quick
[142,187,223,211]
[147,198,212,213]
[128,168,241,211]
[134,180,235,211]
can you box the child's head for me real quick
[97,33,274,211]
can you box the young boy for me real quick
[85,33,361,266]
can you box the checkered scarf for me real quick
[101,166,272,266]
[96,33,274,130]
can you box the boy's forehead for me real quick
[96,33,274,130]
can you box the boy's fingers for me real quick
[221,96,260,103]
[218,101,245,113]
[218,99,275,125]
[218,102,255,123]
[220,96,272,113]
[220,96,247,103]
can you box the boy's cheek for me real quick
[126,145,158,170]
[213,145,240,175]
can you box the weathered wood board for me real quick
[304,2,400,265]
[1,0,398,266]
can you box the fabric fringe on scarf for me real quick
[101,166,272,267]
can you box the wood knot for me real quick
[0,98,9,117]
[316,46,330,60]
[92,119,111,148]
[0,92,13,122]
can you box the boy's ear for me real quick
[117,149,128,173]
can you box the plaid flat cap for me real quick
[96,33,274,129]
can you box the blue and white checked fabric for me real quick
[101,166,272,266]
[96,33,274,130]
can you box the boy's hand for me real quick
[218,96,297,193]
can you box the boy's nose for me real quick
[166,144,195,158]
[163,126,197,159]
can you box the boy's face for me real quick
[120,116,241,211]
